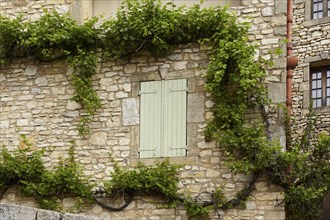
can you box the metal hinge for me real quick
[169,87,188,93]
[138,90,157,95]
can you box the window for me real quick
[312,0,330,19]
[311,66,330,108]
[139,79,187,158]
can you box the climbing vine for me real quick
[0,136,93,211]
[0,0,329,219]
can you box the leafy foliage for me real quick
[104,161,182,200]
[0,15,24,64]
[0,140,93,211]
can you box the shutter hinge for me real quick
[138,90,157,95]
[169,87,188,93]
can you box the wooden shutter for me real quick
[139,81,162,158]
[162,79,187,157]
[139,79,187,158]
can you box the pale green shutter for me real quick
[139,79,187,158]
[139,81,162,158]
[162,79,187,157]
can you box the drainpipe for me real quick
[286,0,298,116]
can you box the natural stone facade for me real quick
[0,0,301,219]
[291,0,330,138]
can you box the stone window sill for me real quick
[313,106,330,113]
[304,17,330,27]
[131,156,196,166]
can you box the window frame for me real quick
[312,0,330,19]
[310,66,330,108]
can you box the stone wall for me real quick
[291,0,330,137]
[0,0,288,219]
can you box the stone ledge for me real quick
[131,156,196,166]
[304,17,330,27]
[0,204,101,220]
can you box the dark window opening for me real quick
[311,66,330,108]
[312,0,330,19]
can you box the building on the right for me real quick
[292,0,330,219]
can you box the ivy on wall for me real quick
[0,136,93,211]
[0,0,329,219]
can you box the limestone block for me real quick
[261,38,279,45]
[123,83,131,92]
[131,56,148,63]
[108,85,119,91]
[37,209,62,220]
[18,95,34,101]
[234,174,249,181]
[225,183,235,189]
[264,211,285,220]
[274,27,286,36]
[110,100,120,107]
[99,78,113,86]
[0,74,6,82]
[275,0,287,15]
[62,213,101,220]
[302,91,310,109]
[167,54,182,61]
[31,88,41,94]
[262,7,273,17]
[255,181,269,191]
[267,83,286,103]
[272,57,286,69]
[242,7,257,14]
[62,198,76,208]
[246,201,257,210]
[119,137,130,145]
[256,192,283,201]
[89,132,107,145]
[185,183,201,192]
[55,5,69,14]
[17,119,29,126]
[197,141,216,149]
[187,93,204,123]
[173,61,187,70]
[205,100,214,108]
[199,149,212,157]
[66,100,81,110]
[106,117,120,127]
[63,111,79,118]
[142,66,158,72]
[271,15,286,27]
[159,64,170,79]
[222,173,232,179]
[116,91,128,99]
[265,75,280,83]
[24,65,37,76]
[0,204,36,220]
[206,169,220,177]
[123,98,139,125]
[0,120,10,129]
[124,64,137,74]
[35,77,48,86]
